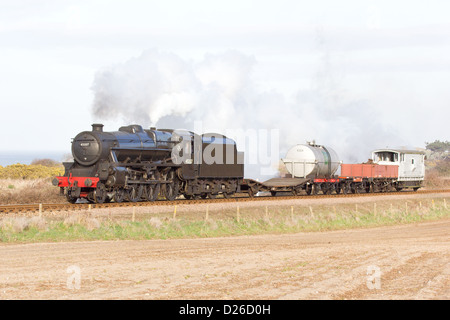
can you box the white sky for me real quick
[0,0,449,156]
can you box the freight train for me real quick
[53,124,425,203]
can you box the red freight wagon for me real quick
[341,164,398,178]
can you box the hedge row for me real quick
[0,164,64,179]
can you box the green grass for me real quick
[1,198,449,243]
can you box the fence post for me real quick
[132,206,136,222]
[173,205,177,219]
[237,206,240,223]
[39,203,43,218]
[309,206,314,219]
[205,205,209,221]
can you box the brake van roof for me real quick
[372,149,426,155]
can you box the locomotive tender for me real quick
[54,124,425,203]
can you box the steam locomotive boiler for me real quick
[53,124,244,203]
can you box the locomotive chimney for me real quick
[92,123,104,132]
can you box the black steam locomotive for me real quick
[54,124,244,203]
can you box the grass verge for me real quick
[1,198,449,243]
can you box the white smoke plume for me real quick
[91,48,405,178]
[92,49,256,131]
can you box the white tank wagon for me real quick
[282,142,341,178]
[240,142,342,196]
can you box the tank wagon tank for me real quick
[282,142,340,178]
[54,124,244,203]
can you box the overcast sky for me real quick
[0,0,449,163]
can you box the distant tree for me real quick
[30,158,60,167]
[425,140,450,153]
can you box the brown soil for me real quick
[0,216,448,300]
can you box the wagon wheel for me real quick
[292,187,302,196]
[372,184,379,193]
[126,185,143,202]
[312,184,319,195]
[208,193,217,199]
[335,184,341,195]
[94,183,107,204]
[305,184,312,195]
[113,188,125,203]
[342,183,350,195]
[322,184,331,195]
[220,182,233,199]
[222,192,234,199]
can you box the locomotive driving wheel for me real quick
[162,170,178,201]
[126,184,143,202]
[144,171,160,202]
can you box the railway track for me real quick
[1,189,449,215]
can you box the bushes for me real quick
[0,163,64,179]
[0,161,64,204]
[0,178,62,204]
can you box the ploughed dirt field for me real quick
[0,193,449,300]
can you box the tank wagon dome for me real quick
[282,142,341,178]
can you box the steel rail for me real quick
[1,189,449,215]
